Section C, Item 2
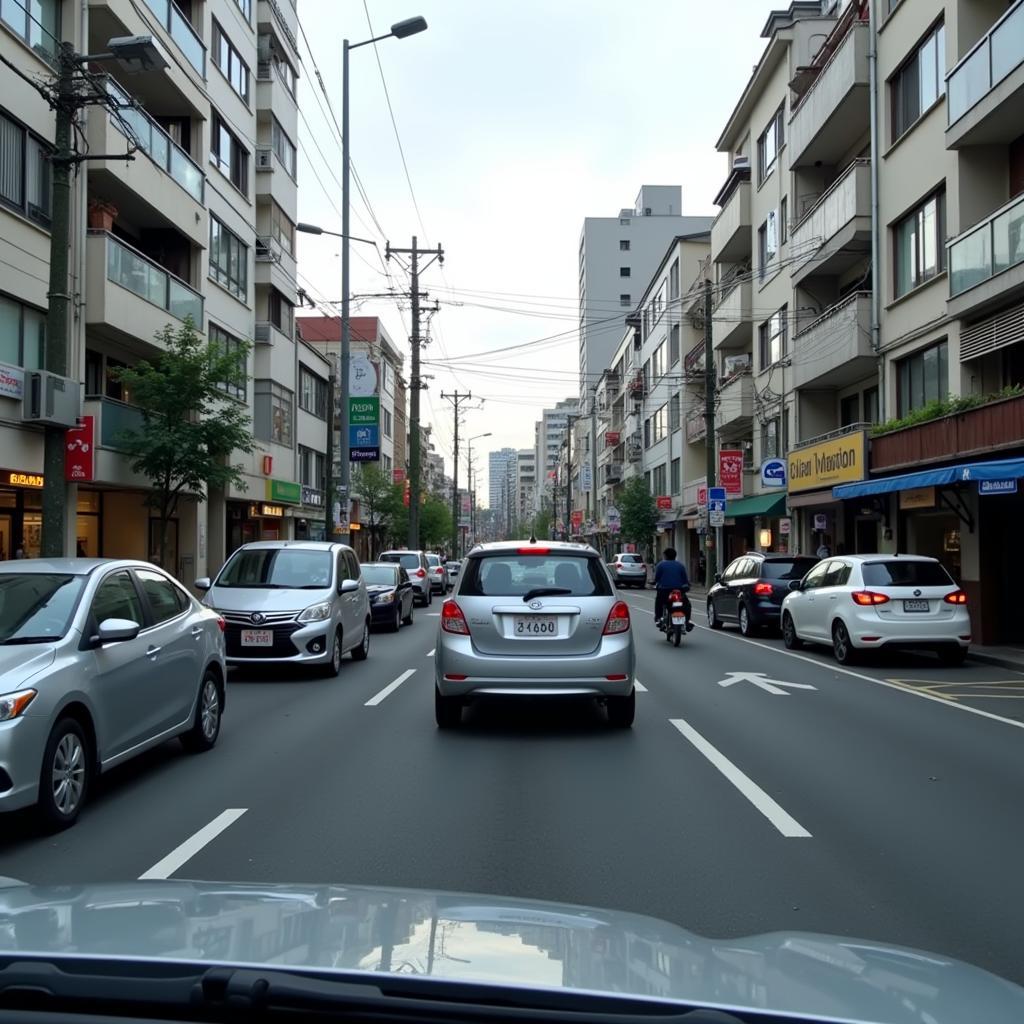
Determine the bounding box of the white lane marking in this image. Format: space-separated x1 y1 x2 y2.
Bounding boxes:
139 809 247 880
717 671 815 695
635 680 648 692
427 612 440 617
669 719 811 838
365 668 416 706
427 648 435 657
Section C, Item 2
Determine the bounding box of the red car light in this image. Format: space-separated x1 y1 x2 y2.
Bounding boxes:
602 601 630 635
518 546 550 555
216 616 226 632
753 582 773 595
605 674 628 681
851 590 890 606
444 673 467 681
944 590 968 605
415 568 426 578
441 599 470 635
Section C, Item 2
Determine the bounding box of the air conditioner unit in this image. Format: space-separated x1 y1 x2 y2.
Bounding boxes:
732 155 750 171
22 371 81 427
256 147 274 170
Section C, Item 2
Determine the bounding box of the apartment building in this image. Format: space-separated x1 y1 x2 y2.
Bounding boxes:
532 398 578 514
0 0 323 573
515 448 536 523
487 446 517 515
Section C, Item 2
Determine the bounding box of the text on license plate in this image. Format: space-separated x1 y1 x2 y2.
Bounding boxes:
241 629 274 646
514 616 557 636
903 600 930 612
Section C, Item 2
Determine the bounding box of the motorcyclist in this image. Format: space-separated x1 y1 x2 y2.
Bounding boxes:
653 547 694 632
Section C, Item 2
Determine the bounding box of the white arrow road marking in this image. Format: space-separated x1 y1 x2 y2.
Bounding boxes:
716 671 816 695
427 649 435 657
635 680 648 692
365 669 416 706
670 720 811 838
139 809 247 879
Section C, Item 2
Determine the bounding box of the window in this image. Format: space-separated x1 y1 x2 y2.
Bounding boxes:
669 323 680 365
651 342 666 379
213 21 250 102
211 324 247 400
862 560 954 587
209 216 248 300
462 553 611 598
897 340 948 414
652 463 667 496
91 571 143 625
0 294 44 370
255 380 293 445
652 282 666 322
619 217 630 226
652 404 668 444
891 22 945 140
1 0 58 60
137 569 187 623
670 457 681 494
822 562 852 588
211 114 248 194
299 445 326 488
0 110 51 224
268 288 293 334
272 116 296 177
800 560 832 591
864 386 879 423
269 200 294 254
620 293 631 307
669 258 680 301
643 418 651 448
273 51 296 97
840 393 860 426
894 190 945 297
619 266 631 277
757 105 784 183
780 196 788 244
669 393 680 432
758 306 787 369
234 0 252 18
383 407 393 438
759 210 779 278
299 366 328 418
762 416 780 459
619 239 630 251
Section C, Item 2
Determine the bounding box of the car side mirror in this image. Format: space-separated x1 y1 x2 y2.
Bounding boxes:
714 573 722 583
94 618 141 645
194 577 212 591
788 579 803 591
339 579 360 594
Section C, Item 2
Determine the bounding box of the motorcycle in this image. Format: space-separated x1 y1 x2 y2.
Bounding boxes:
659 588 689 647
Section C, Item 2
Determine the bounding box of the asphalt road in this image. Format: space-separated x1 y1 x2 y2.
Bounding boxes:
3 589 1023 986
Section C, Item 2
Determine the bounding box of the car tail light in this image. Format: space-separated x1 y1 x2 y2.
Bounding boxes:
415 568 426 578
944 590 968 605
606 674 628 681
518 546 550 555
216 616 226 633
614 562 622 568
441 600 470 635
753 582 773 595
851 590 890 606
602 601 630 635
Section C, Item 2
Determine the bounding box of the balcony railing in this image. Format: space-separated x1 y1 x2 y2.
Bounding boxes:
142 0 206 77
948 193 1024 297
104 78 204 202
789 159 869 272
603 463 624 483
86 396 146 449
685 408 707 443
97 231 203 325
947 0 1024 125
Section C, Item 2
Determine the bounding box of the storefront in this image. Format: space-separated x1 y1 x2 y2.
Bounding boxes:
227 500 288 553
719 493 786 559
294 486 326 541
0 470 103 559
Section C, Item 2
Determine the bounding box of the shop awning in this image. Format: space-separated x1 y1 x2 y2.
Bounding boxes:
725 493 787 518
832 456 1024 499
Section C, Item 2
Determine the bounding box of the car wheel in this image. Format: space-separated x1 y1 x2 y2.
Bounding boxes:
323 627 343 677
782 612 802 649
37 718 90 831
351 621 370 661
182 670 222 753
939 644 968 667
607 689 635 728
389 605 402 633
435 688 462 728
707 599 723 630
402 602 414 626
832 620 858 665
738 603 754 637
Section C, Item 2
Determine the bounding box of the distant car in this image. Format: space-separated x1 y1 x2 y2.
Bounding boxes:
0 558 226 830
434 541 636 729
444 560 461 586
780 554 971 666
706 553 820 635
608 553 647 588
361 562 415 631
426 553 448 594
379 550 432 606
196 541 370 676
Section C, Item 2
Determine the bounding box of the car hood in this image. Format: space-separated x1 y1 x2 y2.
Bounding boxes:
205 587 333 613
0 645 56 690
0 881 1020 1022
365 584 396 594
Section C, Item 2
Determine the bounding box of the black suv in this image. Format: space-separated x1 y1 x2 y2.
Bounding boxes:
706 553 819 635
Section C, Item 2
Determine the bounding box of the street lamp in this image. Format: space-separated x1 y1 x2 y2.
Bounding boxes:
462 432 490 555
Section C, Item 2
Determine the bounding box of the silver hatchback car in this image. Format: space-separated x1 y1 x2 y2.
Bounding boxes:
434 541 636 728
196 541 370 676
0 559 226 830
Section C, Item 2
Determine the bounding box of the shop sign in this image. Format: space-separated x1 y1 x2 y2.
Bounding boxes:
3 470 43 488
787 430 867 494
301 486 324 507
351 446 380 462
349 396 380 425
697 484 707 508
605 431 620 447
779 517 792 535
0 362 24 400
899 486 936 509
760 458 786 488
250 503 284 518
64 416 95 482
392 468 406 483
571 509 583 529
580 463 592 492
719 449 744 496
266 479 301 504
979 479 1017 495
349 354 378 397
656 495 672 510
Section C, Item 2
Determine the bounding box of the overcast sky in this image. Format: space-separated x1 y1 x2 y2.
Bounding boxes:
296 1 773 501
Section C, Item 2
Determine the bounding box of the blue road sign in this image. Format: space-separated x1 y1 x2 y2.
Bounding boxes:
349 424 379 448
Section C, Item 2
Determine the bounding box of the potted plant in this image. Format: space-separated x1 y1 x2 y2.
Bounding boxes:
87 198 118 231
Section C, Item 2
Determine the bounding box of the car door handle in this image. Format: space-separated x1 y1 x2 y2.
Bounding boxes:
146 645 162 659
191 626 204 638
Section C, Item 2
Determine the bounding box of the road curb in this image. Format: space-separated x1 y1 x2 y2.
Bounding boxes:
967 650 1024 672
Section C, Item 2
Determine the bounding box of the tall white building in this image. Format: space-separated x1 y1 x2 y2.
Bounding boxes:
487 446 518 514
515 448 536 522
533 398 579 513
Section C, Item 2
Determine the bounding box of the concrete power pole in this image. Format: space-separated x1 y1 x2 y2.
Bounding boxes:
703 278 717 588
441 390 472 558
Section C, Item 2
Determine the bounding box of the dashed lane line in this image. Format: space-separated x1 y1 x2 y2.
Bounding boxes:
139 809 247 880
365 669 417 707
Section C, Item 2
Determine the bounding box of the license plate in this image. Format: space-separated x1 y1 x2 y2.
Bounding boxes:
671 614 686 625
903 600 930 613
513 616 557 636
241 629 274 646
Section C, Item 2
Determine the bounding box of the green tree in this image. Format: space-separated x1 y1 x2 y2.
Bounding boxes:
112 320 255 570
353 465 402 559
420 496 454 550
618 475 657 552
531 508 552 540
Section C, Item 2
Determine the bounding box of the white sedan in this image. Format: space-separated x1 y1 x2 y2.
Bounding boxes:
780 554 971 666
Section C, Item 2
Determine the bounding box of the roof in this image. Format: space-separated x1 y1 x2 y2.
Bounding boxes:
233 541 349 551
0 558 141 575
468 541 599 555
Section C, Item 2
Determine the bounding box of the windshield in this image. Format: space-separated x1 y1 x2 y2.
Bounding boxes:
862 560 955 587
361 565 398 586
762 558 819 581
0 574 85 643
427 555 441 567
216 549 333 589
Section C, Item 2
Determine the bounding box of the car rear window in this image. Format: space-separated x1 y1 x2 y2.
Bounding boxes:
461 554 612 597
862 561 955 587
361 565 398 585
762 558 819 581
381 553 421 571
618 554 642 563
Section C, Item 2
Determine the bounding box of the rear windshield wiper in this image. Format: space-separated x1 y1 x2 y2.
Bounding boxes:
522 587 573 602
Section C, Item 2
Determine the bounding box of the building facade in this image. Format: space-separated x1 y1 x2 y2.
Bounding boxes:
533 398 579 515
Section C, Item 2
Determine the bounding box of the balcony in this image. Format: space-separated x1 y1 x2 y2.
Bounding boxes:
86 231 203 350
788 22 870 169
626 372 647 398
947 193 1024 319
791 291 874 391
685 408 707 443
140 0 205 77
789 160 871 285
82 398 150 487
717 372 753 437
712 277 752 351
711 179 751 262
255 145 298 221
946 0 1024 148
684 341 705 378
255 235 297 299
603 463 624 484
256 60 297 131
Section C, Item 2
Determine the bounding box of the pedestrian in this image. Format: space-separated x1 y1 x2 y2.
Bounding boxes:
652 547 694 632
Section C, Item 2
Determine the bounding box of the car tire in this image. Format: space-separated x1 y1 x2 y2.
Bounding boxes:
389 605 402 633
402 603 414 626
939 644 968 667
707 599 723 630
182 669 222 753
435 688 462 728
351 621 370 660
607 690 635 728
738 603 754 637
782 612 802 650
37 718 91 832
832 620 859 665
324 627 344 677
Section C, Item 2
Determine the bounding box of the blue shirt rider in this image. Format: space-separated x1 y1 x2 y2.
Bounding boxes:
653 548 694 632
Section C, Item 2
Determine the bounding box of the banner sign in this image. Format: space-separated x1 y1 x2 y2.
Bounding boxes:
719 449 744 496
65 415 95 482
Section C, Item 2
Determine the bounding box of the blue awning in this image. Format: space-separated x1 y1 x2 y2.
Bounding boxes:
832 457 1024 499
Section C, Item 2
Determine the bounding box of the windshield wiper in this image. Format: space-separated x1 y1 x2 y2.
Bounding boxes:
522 587 573 602
1 635 56 645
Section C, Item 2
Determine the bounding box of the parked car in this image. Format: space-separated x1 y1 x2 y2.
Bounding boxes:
426 553 448 594
444 560 461 586
706 553 820 635
0 558 226 830
608 552 647 588
361 562 415 631
780 554 971 665
195 541 370 676
378 550 432 606
435 541 636 729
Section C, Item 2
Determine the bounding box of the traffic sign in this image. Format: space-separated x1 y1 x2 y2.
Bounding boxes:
708 486 726 502
709 509 725 527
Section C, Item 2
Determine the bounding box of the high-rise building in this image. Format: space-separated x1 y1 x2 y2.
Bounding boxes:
515 449 536 522
487 447 518 515
533 398 579 513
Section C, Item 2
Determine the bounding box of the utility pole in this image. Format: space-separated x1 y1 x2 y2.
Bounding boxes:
702 278 717 588
589 386 598 548
386 237 443 550
440 390 472 559
565 423 572 541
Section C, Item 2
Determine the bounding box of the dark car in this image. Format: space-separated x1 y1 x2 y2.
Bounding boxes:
706 553 819 636
361 562 416 631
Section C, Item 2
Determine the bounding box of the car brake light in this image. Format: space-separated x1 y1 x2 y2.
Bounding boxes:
602 601 630 635
415 568 426 578
753 582 773 595
851 590 890 606
944 590 968 605
614 562 622 568
441 599 470 635
518 546 550 555
216 616 226 632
